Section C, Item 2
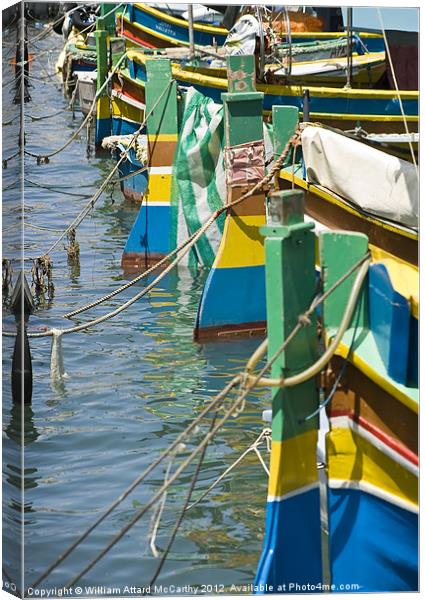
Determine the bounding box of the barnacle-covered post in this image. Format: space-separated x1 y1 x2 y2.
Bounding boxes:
255 189 323 589
11 273 34 405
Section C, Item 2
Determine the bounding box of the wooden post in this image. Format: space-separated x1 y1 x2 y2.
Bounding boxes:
122 58 178 272
255 189 322 589
94 17 111 146
194 54 267 340
99 3 117 35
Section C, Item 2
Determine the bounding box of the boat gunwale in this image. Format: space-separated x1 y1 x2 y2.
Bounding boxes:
126 50 419 100
132 3 228 35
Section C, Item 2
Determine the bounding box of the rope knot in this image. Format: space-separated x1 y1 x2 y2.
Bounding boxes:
298 314 311 327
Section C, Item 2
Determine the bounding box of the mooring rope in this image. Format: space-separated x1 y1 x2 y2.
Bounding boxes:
30 377 240 589
185 428 271 512
146 412 218 590
62 392 247 589
4 131 300 336
376 8 418 171
27 108 69 121
63 130 302 320
2 114 20 126
24 178 92 198
244 253 371 390
24 52 127 163
2 149 21 168
33 79 173 260
55 269 337 589
30 249 369 588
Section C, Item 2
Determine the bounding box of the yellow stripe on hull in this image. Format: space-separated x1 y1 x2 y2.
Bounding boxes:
327 426 418 509
370 254 418 319
332 338 418 413
127 50 418 102
268 430 319 500
215 215 266 269
145 173 172 203
111 97 144 124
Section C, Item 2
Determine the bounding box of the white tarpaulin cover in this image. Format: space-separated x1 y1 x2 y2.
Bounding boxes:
223 14 261 56
301 125 418 229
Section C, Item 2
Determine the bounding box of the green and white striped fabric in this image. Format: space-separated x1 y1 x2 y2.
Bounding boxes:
170 87 273 271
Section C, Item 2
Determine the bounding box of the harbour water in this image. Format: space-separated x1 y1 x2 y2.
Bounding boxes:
2 20 270 594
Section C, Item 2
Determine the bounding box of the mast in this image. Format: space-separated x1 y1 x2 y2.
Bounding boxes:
188 4 195 60
346 7 353 88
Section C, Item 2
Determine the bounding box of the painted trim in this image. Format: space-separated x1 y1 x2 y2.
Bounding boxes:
279 171 418 241
149 166 173 175
327 427 418 508
267 482 320 503
133 3 228 35
268 431 319 498
112 88 146 111
329 415 418 474
332 338 418 414
328 479 418 514
147 134 178 142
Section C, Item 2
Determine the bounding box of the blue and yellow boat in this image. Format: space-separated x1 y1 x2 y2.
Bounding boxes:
120 50 418 139
255 193 418 592
116 3 385 53
117 3 228 49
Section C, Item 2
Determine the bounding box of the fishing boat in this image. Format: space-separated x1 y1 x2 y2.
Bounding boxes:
56 29 97 85
276 119 418 263
254 190 418 592
184 51 387 88
117 3 228 50
76 70 97 115
116 3 385 53
117 50 418 148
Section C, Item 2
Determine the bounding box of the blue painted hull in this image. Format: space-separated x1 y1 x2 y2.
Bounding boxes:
255 489 323 592
328 488 418 592
123 204 171 256
127 4 227 48
126 57 418 120
195 264 266 333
